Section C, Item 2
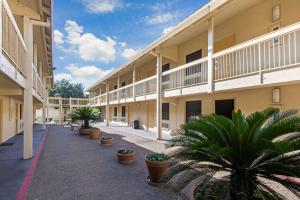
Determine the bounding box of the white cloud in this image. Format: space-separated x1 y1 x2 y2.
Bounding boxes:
145 12 174 25
64 20 117 63
54 30 64 45
121 48 137 59
81 0 122 14
59 56 65 60
120 42 127 48
163 26 174 35
55 64 113 87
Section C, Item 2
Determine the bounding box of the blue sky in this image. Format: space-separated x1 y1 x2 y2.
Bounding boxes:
53 0 209 87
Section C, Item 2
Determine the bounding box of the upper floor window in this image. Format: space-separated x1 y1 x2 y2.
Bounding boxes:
185 50 202 77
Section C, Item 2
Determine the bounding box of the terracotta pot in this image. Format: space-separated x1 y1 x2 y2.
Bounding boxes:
89 128 100 140
79 128 91 135
101 137 113 145
145 159 170 183
117 152 134 164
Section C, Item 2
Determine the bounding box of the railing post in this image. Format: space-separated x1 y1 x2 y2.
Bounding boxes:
207 17 214 93
106 84 110 126
132 65 136 101
258 44 263 84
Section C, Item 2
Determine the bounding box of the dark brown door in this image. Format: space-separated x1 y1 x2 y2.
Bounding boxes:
215 99 235 119
186 101 201 122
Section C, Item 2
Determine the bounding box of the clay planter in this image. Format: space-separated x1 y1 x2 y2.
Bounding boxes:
117 152 134 164
79 128 91 135
89 128 100 140
145 159 170 184
100 137 113 146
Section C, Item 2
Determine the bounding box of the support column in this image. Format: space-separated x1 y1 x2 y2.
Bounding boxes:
59 97 62 124
23 17 34 159
117 75 120 104
207 17 214 93
132 65 136 101
105 84 110 126
42 78 47 130
156 54 162 140
33 43 38 68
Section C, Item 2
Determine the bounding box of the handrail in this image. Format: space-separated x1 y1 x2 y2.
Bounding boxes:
162 57 208 76
135 75 157 85
2 0 27 50
213 22 300 58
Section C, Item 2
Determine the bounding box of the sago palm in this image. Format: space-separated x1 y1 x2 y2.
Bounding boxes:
70 107 100 128
168 108 300 200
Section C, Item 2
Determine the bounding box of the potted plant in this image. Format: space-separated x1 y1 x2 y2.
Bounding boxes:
70 107 100 138
168 108 300 199
117 148 134 164
145 153 170 184
100 137 113 145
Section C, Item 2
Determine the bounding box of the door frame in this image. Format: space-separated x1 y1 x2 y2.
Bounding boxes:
185 100 202 123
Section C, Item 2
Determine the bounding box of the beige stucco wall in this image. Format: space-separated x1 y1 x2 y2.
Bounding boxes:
168 83 300 130
0 96 23 143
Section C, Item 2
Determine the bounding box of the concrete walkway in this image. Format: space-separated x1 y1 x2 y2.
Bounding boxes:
0 125 44 200
26 125 180 200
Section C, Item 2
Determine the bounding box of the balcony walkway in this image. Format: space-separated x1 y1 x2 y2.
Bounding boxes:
0 125 45 200
25 125 180 200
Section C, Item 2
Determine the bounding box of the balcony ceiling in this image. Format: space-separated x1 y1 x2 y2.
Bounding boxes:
160 0 264 48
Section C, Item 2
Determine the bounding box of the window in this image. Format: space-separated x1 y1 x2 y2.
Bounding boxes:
121 106 126 117
215 99 235 119
162 63 170 83
19 104 23 119
186 101 201 122
114 85 118 90
162 103 169 120
114 107 118 117
122 82 126 87
186 50 202 63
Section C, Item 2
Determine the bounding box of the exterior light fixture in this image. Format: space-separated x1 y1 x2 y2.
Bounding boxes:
272 5 281 22
272 88 281 104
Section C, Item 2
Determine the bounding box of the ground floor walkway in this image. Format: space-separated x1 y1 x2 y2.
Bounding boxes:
25 125 179 200
0 125 44 200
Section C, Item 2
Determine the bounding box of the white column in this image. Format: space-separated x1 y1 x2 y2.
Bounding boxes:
117 75 120 104
132 65 136 101
156 54 162 140
207 17 214 93
33 43 38 68
59 97 62 124
105 84 110 126
23 17 34 159
42 78 47 130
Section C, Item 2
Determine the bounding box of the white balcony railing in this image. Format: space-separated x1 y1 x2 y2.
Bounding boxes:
89 22 300 106
135 75 157 96
162 57 208 91
213 22 300 81
119 84 133 100
2 0 26 76
109 90 118 102
32 64 43 98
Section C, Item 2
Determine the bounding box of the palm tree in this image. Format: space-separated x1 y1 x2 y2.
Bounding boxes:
70 107 100 129
168 108 300 199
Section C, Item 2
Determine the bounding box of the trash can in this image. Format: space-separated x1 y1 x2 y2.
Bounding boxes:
132 120 139 129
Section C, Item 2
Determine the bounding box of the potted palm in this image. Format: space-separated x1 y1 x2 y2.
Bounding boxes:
100 137 113 146
145 153 170 184
117 148 134 164
70 107 100 139
168 108 300 199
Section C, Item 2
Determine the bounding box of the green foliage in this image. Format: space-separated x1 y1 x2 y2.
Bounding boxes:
69 107 100 128
118 148 134 154
146 153 170 161
48 79 86 98
169 108 300 200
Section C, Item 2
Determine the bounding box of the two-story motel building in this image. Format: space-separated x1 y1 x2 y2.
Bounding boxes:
0 0 53 159
87 0 300 139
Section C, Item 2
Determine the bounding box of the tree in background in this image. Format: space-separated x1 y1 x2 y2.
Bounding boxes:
48 79 86 98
